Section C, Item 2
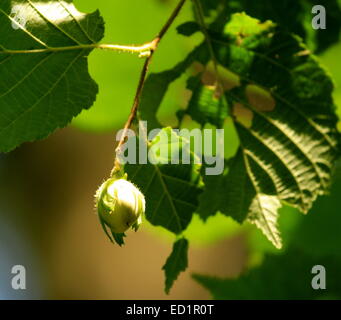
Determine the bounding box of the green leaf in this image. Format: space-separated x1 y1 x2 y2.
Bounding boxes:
193 248 341 299
0 0 104 152
163 237 189 294
183 13 340 248
125 128 202 234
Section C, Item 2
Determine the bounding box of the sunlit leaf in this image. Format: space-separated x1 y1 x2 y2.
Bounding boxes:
182 13 340 248
0 0 104 152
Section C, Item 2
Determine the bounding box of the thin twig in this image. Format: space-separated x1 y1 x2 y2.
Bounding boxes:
113 0 187 172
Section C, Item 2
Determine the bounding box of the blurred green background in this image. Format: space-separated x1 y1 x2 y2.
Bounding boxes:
0 0 340 299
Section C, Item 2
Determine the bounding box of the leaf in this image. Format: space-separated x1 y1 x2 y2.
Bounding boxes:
0 0 104 152
193 248 341 299
163 237 189 294
182 13 341 248
125 129 197 292
125 128 202 234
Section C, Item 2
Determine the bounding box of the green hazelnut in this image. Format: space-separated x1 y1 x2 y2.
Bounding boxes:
96 177 145 235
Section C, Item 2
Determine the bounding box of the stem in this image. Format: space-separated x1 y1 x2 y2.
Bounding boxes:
113 0 187 173
0 42 156 56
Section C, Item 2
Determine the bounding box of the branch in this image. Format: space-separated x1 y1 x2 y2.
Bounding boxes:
113 0 187 173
